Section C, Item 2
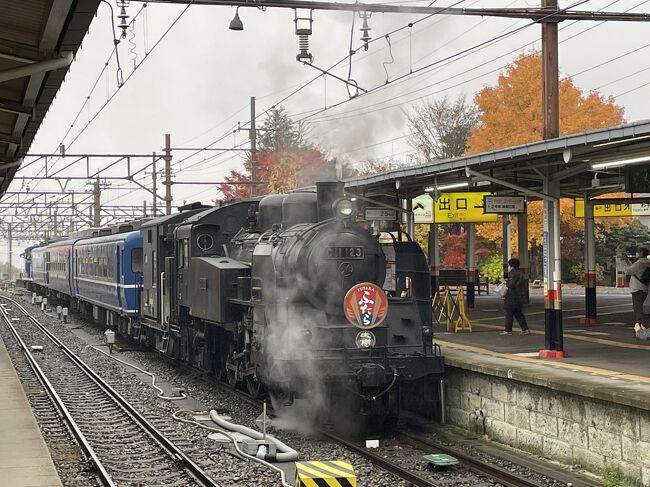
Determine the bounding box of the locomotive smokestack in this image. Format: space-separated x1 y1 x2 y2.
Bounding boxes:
316 181 344 221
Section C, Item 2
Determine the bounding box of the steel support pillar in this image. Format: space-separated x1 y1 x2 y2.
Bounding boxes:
406 195 415 238
541 176 565 356
517 212 530 304
428 223 440 293
582 198 597 324
466 223 476 308
502 214 511 279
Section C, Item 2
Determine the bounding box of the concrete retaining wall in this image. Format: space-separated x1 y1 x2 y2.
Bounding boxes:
445 366 650 485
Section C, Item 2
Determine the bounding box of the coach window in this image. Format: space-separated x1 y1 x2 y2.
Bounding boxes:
132 248 143 273
108 252 114 279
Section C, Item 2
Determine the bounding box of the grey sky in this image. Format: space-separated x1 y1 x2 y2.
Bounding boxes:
4 0 650 263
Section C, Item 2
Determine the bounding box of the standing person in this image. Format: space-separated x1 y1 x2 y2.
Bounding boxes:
621 247 650 329
500 258 530 336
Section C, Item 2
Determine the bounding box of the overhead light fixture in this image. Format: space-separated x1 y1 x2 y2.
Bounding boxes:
593 135 650 148
424 181 469 192
590 155 650 170
229 7 244 31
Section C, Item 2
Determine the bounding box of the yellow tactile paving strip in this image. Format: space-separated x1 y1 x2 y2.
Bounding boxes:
471 321 650 351
435 338 650 385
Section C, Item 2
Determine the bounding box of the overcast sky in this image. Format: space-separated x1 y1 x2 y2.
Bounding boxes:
4 0 650 263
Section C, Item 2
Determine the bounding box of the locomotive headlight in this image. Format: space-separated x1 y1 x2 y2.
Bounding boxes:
355 330 376 350
333 198 354 219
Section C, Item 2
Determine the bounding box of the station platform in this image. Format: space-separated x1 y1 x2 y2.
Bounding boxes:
436 290 650 410
0 336 63 487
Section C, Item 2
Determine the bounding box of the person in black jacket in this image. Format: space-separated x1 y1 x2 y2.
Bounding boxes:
500 258 530 336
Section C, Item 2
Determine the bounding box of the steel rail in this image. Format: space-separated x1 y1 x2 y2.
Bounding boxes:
0 295 220 487
0 304 115 487
321 431 444 487
398 431 542 487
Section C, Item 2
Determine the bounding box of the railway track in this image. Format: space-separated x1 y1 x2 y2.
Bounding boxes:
0 296 219 487
215 367 554 486
398 431 543 487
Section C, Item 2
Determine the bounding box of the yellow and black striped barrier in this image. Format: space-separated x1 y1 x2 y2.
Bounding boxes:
295 460 356 487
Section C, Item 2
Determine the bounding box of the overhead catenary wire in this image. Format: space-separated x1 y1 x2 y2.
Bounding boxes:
295 0 592 124
305 0 637 125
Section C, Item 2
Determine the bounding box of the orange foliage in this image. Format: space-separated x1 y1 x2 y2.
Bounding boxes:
467 52 625 154
469 52 629 253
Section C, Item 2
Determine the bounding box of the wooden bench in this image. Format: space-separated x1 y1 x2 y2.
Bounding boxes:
436 269 489 295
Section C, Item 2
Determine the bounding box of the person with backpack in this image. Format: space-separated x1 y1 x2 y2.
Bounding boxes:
622 247 650 330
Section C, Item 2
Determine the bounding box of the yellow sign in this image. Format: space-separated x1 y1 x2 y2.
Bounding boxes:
433 192 497 223
574 199 647 218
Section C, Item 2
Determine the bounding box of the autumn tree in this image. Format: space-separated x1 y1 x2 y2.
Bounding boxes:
216 108 330 201
406 94 478 162
468 51 630 281
467 52 624 153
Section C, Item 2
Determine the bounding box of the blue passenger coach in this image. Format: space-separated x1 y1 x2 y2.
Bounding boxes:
46 238 80 298
31 246 48 287
73 231 143 317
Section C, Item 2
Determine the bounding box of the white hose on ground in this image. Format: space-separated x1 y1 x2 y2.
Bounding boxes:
209 409 300 462
90 345 187 400
172 410 293 487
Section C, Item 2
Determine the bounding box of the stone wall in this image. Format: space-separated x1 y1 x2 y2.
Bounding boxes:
445 366 650 485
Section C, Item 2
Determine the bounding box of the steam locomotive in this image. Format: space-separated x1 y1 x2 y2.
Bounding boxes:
23 182 444 432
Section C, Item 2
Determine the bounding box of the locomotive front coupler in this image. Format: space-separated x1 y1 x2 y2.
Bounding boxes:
356 365 398 401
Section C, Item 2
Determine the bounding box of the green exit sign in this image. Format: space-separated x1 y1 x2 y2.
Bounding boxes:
625 165 650 193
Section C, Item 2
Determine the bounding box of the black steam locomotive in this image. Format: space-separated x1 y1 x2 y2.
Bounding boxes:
25 182 444 432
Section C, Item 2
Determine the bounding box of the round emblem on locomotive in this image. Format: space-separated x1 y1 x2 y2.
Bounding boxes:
355 330 376 350
343 282 389 329
339 262 353 277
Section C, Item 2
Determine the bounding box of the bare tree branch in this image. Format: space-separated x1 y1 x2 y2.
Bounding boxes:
406 94 478 162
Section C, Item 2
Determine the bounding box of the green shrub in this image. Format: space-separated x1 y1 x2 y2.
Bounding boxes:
601 468 636 487
478 253 504 283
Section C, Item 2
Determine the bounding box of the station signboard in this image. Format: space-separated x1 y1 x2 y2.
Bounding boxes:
574 199 650 218
484 195 526 214
431 192 497 223
412 194 434 223
365 207 397 221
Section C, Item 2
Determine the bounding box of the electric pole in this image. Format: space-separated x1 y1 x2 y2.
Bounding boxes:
152 152 158 216
541 0 563 354
7 223 12 281
250 96 257 197
164 134 172 215
93 177 101 227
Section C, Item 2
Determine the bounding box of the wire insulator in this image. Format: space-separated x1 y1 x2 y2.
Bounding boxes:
296 34 313 63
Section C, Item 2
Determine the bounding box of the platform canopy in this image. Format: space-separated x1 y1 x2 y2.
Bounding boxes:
343 120 650 199
0 0 100 197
